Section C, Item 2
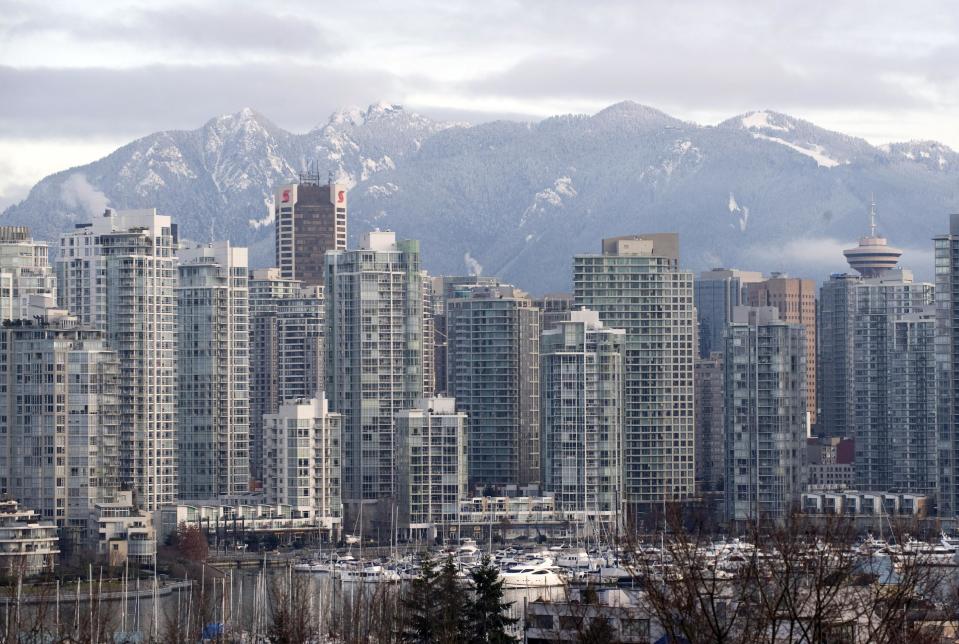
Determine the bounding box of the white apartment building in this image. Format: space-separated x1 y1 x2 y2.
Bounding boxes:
0 500 59 577
94 490 156 566
0 296 119 544
57 208 178 510
724 307 807 523
0 226 56 322
262 394 342 533
541 309 625 524
395 397 468 539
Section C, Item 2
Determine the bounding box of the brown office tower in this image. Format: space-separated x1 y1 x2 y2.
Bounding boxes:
274 174 348 286
744 274 817 425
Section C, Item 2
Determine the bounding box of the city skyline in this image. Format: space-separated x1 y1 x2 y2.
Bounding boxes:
4 4 959 639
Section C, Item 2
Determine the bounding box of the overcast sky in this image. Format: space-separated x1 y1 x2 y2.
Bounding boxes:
2 0 959 209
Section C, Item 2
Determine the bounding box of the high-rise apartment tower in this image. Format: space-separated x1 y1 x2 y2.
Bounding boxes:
573 234 696 515
57 209 178 510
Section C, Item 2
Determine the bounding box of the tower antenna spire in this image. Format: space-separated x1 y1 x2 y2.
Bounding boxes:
869 194 877 237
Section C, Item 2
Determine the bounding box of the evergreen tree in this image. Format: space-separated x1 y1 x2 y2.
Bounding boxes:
467 555 518 643
435 556 470 643
401 554 440 643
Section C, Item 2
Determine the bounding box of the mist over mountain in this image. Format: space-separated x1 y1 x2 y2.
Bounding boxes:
4 101 956 292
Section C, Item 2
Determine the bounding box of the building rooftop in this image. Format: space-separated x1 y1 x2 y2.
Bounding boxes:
842 201 902 277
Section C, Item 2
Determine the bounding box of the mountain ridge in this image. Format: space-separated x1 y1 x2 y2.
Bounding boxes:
4 102 956 292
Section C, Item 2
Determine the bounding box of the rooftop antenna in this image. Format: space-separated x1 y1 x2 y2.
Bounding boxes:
299 158 322 185
869 194 877 237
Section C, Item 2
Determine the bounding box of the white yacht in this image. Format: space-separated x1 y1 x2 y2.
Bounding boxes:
457 538 482 563
499 558 565 588
340 564 402 584
896 537 957 566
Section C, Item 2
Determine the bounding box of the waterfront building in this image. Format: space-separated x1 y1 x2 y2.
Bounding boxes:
248 268 324 483
446 284 540 488
0 297 119 544
160 498 353 547
724 306 806 522
540 309 625 523
395 397 468 539
852 270 934 493
261 394 342 534
325 230 424 516
0 500 59 577
94 490 156 566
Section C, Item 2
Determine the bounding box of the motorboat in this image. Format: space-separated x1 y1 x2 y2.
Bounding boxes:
854 534 890 557
293 560 326 573
457 538 482 563
498 558 565 588
554 548 606 573
340 564 402 583
294 552 357 575
895 537 957 566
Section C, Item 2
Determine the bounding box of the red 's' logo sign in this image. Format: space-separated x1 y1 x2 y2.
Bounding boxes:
337 190 345 203
281 189 291 203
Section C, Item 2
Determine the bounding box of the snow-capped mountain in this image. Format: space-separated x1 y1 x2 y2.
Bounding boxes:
4 101 957 292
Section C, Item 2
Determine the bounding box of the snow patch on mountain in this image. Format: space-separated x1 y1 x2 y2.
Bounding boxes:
884 141 955 171
662 139 704 176
366 183 399 198
248 197 275 230
360 155 396 181
519 176 577 226
728 193 749 231
740 111 793 132
751 133 841 168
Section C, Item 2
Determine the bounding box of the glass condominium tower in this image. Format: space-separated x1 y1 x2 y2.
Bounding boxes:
446 284 541 488
325 230 424 508
573 234 695 517
177 241 250 499
935 214 959 517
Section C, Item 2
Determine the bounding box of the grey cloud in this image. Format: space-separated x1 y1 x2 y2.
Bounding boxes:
0 64 405 138
131 6 335 54
3 2 337 56
443 0 959 114
466 48 940 114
